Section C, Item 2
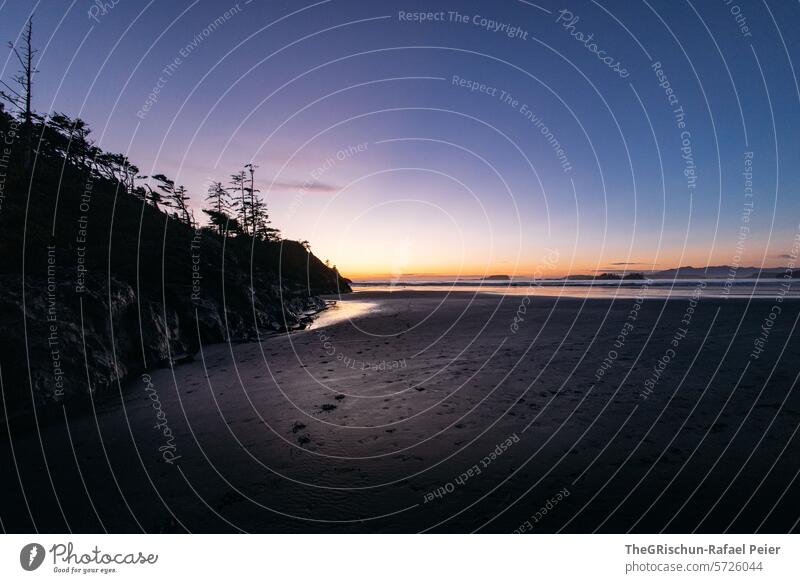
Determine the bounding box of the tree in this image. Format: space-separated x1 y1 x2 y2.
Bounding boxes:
48 113 92 172
250 192 278 240
120 157 139 194
70 117 92 170
1 16 38 170
96 152 134 187
242 163 280 241
136 177 164 210
171 184 192 225
151 174 191 224
244 163 258 233
152 173 176 216
205 181 230 234
48 112 76 167
202 208 242 237
228 170 248 235
206 181 227 213
140 183 157 209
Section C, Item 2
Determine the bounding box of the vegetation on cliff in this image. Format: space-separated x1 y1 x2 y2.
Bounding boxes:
0 21 349 412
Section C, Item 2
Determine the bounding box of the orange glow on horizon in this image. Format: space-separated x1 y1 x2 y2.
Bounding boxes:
335 255 790 281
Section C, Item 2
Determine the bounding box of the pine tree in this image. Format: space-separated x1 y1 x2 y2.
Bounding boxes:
250 191 268 239
152 173 177 218
172 185 192 225
229 170 248 235
205 181 230 235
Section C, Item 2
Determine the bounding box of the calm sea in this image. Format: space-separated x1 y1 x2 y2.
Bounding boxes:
350 277 799 300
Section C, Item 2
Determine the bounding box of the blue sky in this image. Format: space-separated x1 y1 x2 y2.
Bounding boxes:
2 0 799 276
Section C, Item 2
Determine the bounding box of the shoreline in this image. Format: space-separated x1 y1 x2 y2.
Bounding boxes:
0 295 341 429
5 289 794 429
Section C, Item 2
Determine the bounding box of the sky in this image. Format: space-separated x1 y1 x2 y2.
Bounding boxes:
2 0 800 278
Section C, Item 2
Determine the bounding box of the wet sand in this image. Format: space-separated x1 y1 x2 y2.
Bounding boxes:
2 291 800 533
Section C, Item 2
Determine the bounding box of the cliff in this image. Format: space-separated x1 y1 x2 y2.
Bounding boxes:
0 109 350 413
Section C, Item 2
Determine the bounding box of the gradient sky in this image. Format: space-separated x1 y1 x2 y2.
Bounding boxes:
2 0 800 278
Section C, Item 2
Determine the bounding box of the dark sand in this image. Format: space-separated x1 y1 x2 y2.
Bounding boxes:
2 291 800 533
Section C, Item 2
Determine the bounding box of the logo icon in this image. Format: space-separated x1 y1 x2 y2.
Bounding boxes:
20 543 46 571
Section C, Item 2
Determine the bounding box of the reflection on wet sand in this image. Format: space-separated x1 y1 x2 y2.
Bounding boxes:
307 300 381 330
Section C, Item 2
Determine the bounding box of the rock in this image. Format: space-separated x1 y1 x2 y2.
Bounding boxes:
0 271 342 413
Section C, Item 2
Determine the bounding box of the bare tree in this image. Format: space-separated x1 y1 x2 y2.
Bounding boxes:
245 163 259 231
1 16 38 170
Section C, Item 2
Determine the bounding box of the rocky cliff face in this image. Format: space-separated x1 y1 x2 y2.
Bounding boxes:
0 270 338 410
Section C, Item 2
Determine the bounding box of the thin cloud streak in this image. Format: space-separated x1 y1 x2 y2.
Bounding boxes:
266 180 340 193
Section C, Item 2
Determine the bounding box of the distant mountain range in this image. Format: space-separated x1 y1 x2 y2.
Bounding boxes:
565 265 798 280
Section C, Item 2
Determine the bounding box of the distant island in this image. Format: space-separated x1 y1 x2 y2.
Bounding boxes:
563 265 797 281
565 272 645 281
479 274 511 281
595 272 645 281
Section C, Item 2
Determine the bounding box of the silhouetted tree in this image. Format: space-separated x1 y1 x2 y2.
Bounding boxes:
249 194 267 239
172 184 192 224
152 173 176 216
71 117 92 169
202 208 243 237
95 151 135 190
150 174 191 224
243 163 280 241
120 158 138 194
1 16 37 170
229 170 248 235
48 112 77 168
244 163 258 233
205 181 230 235
137 179 164 211
0 50 338 268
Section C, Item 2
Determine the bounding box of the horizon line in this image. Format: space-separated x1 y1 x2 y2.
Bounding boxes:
346 263 794 280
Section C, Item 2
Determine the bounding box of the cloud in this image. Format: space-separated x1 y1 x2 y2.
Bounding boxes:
265 180 339 193
608 261 654 266
775 253 794 259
